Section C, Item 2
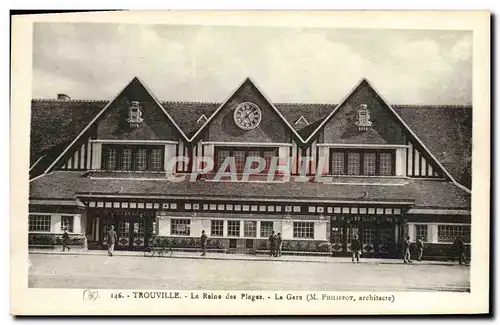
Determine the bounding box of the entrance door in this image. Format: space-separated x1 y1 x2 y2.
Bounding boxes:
115 219 146 250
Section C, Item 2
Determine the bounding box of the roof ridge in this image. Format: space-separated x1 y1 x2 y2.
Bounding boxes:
32 98 108 103
392 104 473 108
160 100 221 105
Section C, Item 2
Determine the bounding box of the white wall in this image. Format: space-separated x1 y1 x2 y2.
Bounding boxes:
396 148 406 177
158 217 171 236
164 143 177 173
314 222 327 241
282 221 293 239
91 143 102 170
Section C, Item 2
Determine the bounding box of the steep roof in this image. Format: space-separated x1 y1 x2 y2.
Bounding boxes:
29 99 472 188
162 101 219 138
30 171 470 210
393 105 472 189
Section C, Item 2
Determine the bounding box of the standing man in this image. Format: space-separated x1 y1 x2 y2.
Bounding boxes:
454 236 467 265
276 233 283 257
62 227 70 252
200 230 208 256
403 236 412 263
106 225 118 257
351 235 361 263
269 231 276 257
416 237 424 262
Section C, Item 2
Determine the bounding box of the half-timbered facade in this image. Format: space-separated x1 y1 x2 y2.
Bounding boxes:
28 77 472 258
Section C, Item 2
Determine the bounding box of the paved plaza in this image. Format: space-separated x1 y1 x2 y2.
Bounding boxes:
28 252 470 292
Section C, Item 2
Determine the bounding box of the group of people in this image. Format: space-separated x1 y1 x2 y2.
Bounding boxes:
350 235 468 265
103 225 468 265
268 231 283 257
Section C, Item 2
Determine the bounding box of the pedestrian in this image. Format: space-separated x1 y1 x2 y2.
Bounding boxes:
276 233 283 257
454 236 467 265
269 231 276 257
106 225 118 257
416 237 424 261
62 227 70 252
200 230 208 256
351 235 361 263
403 236 412 263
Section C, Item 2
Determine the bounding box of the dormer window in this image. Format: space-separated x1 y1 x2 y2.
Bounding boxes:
126 101 144 128
355 104 372 131
294 115 309 126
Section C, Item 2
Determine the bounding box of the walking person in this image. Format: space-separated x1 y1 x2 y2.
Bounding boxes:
454 236 467 265
61 227 70 252
416 237 424 262
403 236 412 263
276 233 283 257
200 230 208 256
269 231 276 257
106 225 118 257
351 235 361 263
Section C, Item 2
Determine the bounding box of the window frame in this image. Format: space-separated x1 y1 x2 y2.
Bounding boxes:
102 144 165 172
29 214 51 232
437 224 470 243
227 220 241 237
292 221 315 239
170 218 191 236
329 149 396 176
214 146 279 174
243 220 257 238
415 224 429 242
60 215 74 233
210 219 224 237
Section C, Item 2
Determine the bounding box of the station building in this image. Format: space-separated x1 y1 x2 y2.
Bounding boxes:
28 77 472 258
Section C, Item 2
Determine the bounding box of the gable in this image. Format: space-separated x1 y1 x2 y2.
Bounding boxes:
321 80 406 145
95 78 182 141
42 77 187 174
201 79 295 143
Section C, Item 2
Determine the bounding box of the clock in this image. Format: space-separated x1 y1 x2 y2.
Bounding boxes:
233 102 262 130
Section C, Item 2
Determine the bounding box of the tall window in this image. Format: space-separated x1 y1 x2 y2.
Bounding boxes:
171 219 190 236
379 153 392 176
415 224 428 242
121 148 133 171
60 216 74 232
227 220 241 237
347 153 361 175
260 221 274 237
150 148 163 171
118 220 130 238
102 145 164 171
211 220 224 237
331 152 344 175
215 147 278 174
244 221 257 237
330 150 395 176
438 225 470 243
362 228 375 245
136 148 147 171
363 153 376 175
105 147 117 170
29 215 51 232
293 222 314 239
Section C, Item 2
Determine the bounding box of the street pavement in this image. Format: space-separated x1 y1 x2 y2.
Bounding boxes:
28 252 470 292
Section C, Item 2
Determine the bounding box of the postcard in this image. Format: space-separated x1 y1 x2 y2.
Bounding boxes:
10 10 490 315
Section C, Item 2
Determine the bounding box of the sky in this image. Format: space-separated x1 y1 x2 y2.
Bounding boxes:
32 23 473 105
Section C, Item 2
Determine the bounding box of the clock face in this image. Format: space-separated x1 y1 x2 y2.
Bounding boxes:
233 102 262 130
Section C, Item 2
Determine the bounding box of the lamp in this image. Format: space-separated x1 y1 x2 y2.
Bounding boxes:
319 214 326 223
284 214 292 223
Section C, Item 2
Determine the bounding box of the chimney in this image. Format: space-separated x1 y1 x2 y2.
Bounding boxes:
57 94 71 101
